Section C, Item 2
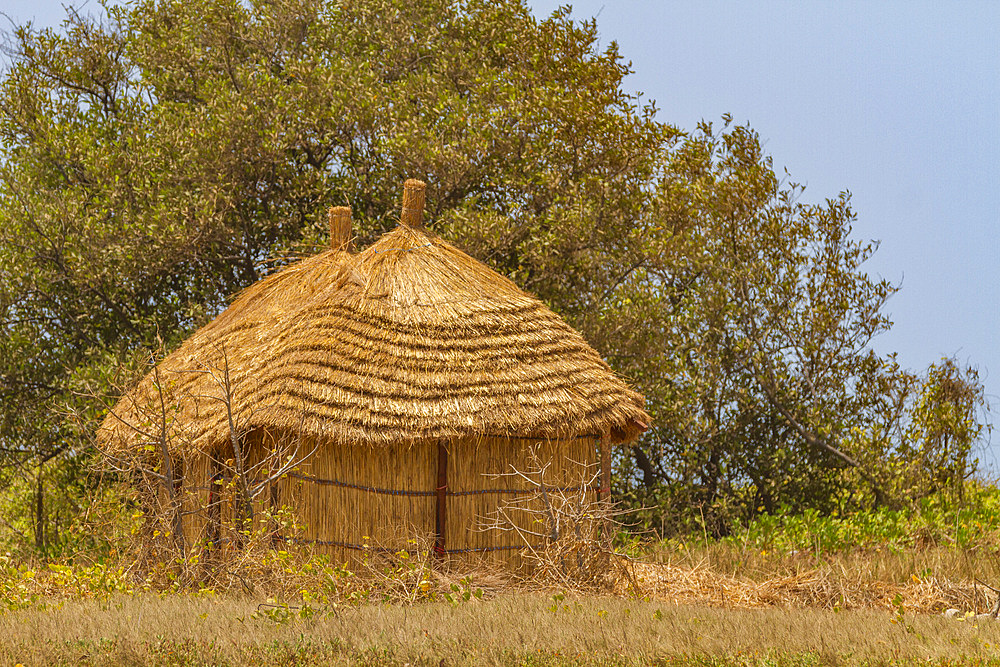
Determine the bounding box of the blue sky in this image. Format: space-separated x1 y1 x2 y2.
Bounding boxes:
5 1 1000 465
525 1 1000 465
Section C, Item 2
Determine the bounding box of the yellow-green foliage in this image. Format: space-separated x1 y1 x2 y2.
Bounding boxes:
0 555 138 612
659 482 1000 558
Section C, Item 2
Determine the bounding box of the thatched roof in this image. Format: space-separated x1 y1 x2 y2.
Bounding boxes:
99 180 649 454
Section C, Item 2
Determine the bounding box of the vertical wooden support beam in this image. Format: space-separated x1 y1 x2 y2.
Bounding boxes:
599 437 611 502
172 457 184 497
207 458 222 552
435 440 448 558
172 457 184 549
268 477 280 546
269 478 279 509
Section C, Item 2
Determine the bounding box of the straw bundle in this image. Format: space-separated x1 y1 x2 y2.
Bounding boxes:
621 562 983 613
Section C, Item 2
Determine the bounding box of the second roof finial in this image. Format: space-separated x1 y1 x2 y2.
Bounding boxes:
328 206 353 251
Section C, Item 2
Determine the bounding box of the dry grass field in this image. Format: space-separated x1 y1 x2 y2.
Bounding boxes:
7 529 1000 664
7 488 1000 664
3 592 1000 666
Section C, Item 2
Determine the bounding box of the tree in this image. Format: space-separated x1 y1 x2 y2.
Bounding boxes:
0 0 988 547
602 120 988 532
0 0 672 547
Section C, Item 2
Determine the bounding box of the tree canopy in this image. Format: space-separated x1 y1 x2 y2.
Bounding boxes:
0 0 988 552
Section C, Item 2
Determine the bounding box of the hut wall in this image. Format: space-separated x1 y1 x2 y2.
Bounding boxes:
178 431 599 565
445 436 598 558
281 436 437 552
178 429 299 550
180 452 213 548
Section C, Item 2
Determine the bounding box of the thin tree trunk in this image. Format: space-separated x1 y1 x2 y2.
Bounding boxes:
153 366 187 555
219 350 253 539
34 463 44 553
632 446 656 489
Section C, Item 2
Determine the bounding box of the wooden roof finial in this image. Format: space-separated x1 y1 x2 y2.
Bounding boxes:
400 179 426 229
329 206 353 251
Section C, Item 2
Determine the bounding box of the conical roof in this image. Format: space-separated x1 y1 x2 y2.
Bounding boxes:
99 181 649 454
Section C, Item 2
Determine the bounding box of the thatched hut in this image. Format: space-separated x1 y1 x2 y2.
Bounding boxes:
99 179 649 562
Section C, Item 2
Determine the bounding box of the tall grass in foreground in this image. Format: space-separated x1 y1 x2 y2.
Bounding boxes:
3 594 1000 666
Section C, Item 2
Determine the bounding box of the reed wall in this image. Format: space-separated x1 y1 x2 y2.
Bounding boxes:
285 436 437 551
445 435 597 554
178 430 599 566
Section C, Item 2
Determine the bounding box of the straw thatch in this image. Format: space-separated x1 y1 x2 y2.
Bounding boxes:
99 181 649 456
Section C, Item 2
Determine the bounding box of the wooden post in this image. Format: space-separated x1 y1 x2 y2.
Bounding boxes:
268 476 280 546
599 437 611 502
435 440 448 558
207 459 222 551
172 457 185 549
